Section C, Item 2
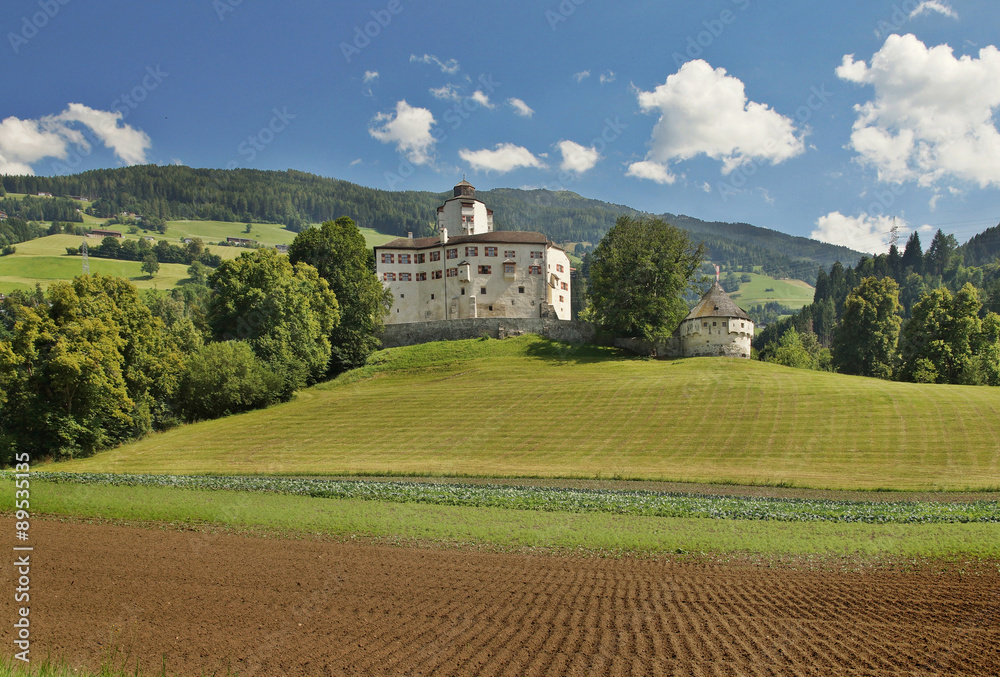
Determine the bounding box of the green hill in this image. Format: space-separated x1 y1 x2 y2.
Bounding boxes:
52 335 1000 491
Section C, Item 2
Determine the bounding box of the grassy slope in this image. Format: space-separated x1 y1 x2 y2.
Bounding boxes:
729 273 815 310
53 336 1000 490
0 223 396 293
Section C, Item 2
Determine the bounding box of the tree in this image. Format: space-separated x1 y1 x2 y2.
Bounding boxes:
288 217 392 373
141 253 160 277
175 341 282 422
587 215 707 341
900 231 923 274
187 261 209 285
831 276 902 378
208 249 340 397
898 283 991 384
765 327 814 369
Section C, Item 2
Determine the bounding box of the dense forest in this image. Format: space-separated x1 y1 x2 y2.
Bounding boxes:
1 165 863 283
754 228 1000 385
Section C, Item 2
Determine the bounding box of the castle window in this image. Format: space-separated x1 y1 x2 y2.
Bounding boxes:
399 273 412 281
415 253 425 263
504 262 516 274
466 246 478 257
529 265 541 275
447 248 458 259
399 254 411 264
430 251 441 262
485 247 498 257
461 288 466 295
383 272 396 281
560 282 568 290
556 264 565 273
713 322 717 326
518 286 525 293
504 250 515 258
447 268 458 277
416 272 427 281
530 251 543 259
478 265 491 274
480 287 487 295
432 270 443 279
703 322 707 327
488 305 494 311
381 253 394 264
559 295 565 302
431 294 435 299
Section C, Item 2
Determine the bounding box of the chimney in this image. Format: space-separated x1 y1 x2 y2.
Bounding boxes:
407 231 413 239
440 227 448 244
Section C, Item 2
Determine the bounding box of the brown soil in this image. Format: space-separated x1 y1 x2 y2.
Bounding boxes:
2 518 998 676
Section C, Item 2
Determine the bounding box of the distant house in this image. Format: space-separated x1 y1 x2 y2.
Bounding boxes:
89 229 123 238
68 195 91 202
143 236 156 242
227 237 255 246
0 211 7 221
181 238 194 244
275 244 289 253
36 192 52 198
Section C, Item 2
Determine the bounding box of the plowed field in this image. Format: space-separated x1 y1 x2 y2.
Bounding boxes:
2 519 998 676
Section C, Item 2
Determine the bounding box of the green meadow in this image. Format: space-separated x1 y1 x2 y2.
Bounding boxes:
51 336 1000 491
729 272 815 309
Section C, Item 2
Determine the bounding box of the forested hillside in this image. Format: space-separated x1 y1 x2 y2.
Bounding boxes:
2 165 863 283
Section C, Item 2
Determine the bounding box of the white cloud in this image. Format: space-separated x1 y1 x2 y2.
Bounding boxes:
410 53 460 75
507 98 534 117
573 70 591 83
0 103 151 175
599 70 616 85
470 91 495 109
459 143 547 173
810 211 906 254
628 60 805 183
838 34 1000 188
625 160 677 185
557 140 601 174
909 1 958 19
368 100 437 165
363 71 379 83
430 84 462 101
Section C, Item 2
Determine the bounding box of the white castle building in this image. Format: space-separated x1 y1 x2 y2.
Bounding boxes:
677 281 754 358
375 181 572 324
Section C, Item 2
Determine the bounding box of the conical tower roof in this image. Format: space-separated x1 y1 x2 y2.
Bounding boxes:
684 281 751 322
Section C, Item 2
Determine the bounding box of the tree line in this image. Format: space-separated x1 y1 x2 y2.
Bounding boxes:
0 217 390 464
754 229 1000 385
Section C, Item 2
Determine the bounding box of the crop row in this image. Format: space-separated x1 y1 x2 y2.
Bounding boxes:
9 472 1000 524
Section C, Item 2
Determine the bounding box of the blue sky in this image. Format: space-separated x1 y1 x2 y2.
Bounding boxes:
2 0 999 253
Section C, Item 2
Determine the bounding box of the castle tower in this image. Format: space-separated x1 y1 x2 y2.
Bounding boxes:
436 180 494 236
677 281 754 358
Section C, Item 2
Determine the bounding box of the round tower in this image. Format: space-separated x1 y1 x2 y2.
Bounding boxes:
678 281 754 358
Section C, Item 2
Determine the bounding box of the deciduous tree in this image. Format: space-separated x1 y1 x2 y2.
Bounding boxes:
831 276 902 379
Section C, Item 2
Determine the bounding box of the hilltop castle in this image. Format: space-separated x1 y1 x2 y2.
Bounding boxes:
375 181 571 324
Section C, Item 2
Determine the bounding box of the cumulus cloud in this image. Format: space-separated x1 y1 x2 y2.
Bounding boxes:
369 100 437 165
470 91 495 109
557 140 601 174
573 70 590 83
627 60 805 183
838 34 1000 188
625 160 677 185
909 1 958 19
410 53 460 74
430 84 462 101
507 98 534 117
363 71 379 83
810 211 907 254
0 103 151 175
599 71 616 85
459 143 547 173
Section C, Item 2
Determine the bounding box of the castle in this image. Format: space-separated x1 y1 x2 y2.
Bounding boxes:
675 281 754 358
375 181 571 324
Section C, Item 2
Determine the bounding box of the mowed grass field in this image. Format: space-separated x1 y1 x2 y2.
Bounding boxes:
0 221 397 293
53 336 1000 491
729 272 815 309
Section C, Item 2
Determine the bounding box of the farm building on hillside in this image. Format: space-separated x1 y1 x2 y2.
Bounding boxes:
677 281 753 358
89 229 122 238
375 181 571 323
